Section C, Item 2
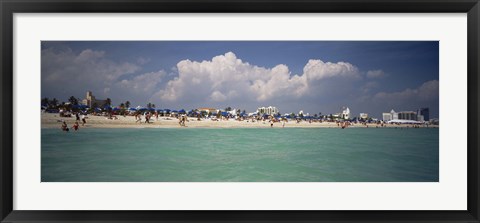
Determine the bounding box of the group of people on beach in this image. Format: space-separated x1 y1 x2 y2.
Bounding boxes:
61 112 87 132
135 112 154 124
61 121 79 132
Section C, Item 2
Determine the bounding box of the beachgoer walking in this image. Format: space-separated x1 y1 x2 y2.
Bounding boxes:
145 114 150 123
136 114 142 123
81 114 86 126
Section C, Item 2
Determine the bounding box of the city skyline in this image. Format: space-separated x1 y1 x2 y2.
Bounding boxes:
41 41 439 119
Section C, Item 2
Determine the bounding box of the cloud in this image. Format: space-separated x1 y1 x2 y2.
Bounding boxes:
41 47 166 106
362 81 379 93
304 59 360 80
366 70 386 78
137 57 151 65
42 48 140 87
373 80 439 102
154 52 360 104
117 70 166 93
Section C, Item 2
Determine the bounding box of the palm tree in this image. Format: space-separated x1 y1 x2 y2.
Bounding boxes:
105 98 111 106
125 101 130 108
68 96 78 105
119 103 125 109
41 97 49 106
51 98 58 108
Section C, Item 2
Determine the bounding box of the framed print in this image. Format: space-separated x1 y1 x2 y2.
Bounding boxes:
1 0 479 222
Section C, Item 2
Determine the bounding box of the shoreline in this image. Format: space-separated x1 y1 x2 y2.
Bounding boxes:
41 113 439 129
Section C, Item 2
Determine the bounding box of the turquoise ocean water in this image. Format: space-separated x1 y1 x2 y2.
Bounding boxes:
41 128 439 182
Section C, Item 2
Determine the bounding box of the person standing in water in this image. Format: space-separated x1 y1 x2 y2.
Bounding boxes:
73 121 79 131
61 121 69 132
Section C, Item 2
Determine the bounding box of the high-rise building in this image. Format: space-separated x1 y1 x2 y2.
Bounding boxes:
383 109 398 121
81 91 107 108
398 111 417 120
382 113 392 121
341 107 350 119
419 108 430 121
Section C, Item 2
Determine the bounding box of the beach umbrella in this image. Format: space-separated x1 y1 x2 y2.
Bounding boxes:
179 109 186 114
221 111 228 116
128 107 137 111
156 109 163 112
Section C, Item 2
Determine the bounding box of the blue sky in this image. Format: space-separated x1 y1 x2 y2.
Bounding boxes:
41 41 439 119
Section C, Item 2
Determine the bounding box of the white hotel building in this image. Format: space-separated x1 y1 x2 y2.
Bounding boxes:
257 106 279 115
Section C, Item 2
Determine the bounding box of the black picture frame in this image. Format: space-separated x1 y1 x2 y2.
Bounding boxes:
1 0 479 222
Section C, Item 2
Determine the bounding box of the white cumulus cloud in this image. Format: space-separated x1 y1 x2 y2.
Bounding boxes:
154 52 360 104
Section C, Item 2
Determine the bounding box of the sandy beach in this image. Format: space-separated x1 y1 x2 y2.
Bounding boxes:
41 113 438 129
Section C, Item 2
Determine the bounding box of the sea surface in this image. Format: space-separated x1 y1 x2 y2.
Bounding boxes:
41 127 439 182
